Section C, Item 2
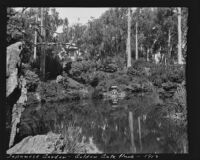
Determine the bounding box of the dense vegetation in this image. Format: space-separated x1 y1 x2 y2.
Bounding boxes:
6 7 188 153
7 7 188 71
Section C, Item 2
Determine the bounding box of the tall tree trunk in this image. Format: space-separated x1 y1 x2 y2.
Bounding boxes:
40 8 46 81
147 48 149 62
135 21 138 60
168 29 171 64
127 8 131 68
33 8 38 60
178 7 183 64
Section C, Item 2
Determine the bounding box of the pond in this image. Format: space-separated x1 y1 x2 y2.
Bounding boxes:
15 95 188 153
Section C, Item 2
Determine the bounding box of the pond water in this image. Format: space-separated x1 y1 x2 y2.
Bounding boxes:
16 95 188 153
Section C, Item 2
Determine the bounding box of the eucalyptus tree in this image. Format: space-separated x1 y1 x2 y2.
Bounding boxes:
81 8 128 63
44 8 63 42
127 8 132 67
181 8 188 61
155 7 187 64
131 8 157 61
176 7 188 65
7 7 39 62
177 7 183 64
155 8 178 64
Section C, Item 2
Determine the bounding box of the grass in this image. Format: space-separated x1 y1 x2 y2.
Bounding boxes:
53 122 102 153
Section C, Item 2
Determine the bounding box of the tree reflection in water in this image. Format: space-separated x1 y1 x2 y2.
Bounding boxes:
16 96 188 153
129 111 136 153
138 116 142 151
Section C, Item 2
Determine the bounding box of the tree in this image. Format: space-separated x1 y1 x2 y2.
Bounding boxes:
40 7 46 81
177 7 184 64
135 20 138 60
127 8 132 68
134 8 141 60
33 8 38 60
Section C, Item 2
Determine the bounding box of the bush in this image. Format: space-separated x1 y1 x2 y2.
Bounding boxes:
59 124 87 153
36 81 67 102
101 56 125 71
174 84 186 111
132 58 153 71
127 67 143 77
24 70 40 92
68 60 97 84
149 64 185 86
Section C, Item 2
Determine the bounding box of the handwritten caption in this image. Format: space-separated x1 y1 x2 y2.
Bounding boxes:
6 154 159 159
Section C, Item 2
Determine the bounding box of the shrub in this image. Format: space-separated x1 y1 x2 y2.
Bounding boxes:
174 84 186 111
68 60 97 84
60 124 86 153
36 81 67 102
132 59 153 71
149 64 185 86
24 70 40 92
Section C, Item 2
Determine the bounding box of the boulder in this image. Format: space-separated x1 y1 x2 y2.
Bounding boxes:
7 132 61 154
6 68 18 97
56 75 64 83
7 131 102 154
6 42 23 97
9 76 27 148
6 42 28 148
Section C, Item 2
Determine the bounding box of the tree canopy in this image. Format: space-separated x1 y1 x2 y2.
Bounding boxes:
7 7 188 65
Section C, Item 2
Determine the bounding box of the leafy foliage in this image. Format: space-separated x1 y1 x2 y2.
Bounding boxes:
149 64 185 86
7 7 188 72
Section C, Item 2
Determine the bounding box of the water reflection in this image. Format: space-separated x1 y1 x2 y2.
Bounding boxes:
128 111 136 153
16 97 188 153
138 116 142 151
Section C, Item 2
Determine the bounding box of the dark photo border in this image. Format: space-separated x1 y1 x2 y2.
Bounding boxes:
1 0 200 160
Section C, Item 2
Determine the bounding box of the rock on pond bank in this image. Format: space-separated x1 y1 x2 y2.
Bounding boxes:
7 131 102 154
